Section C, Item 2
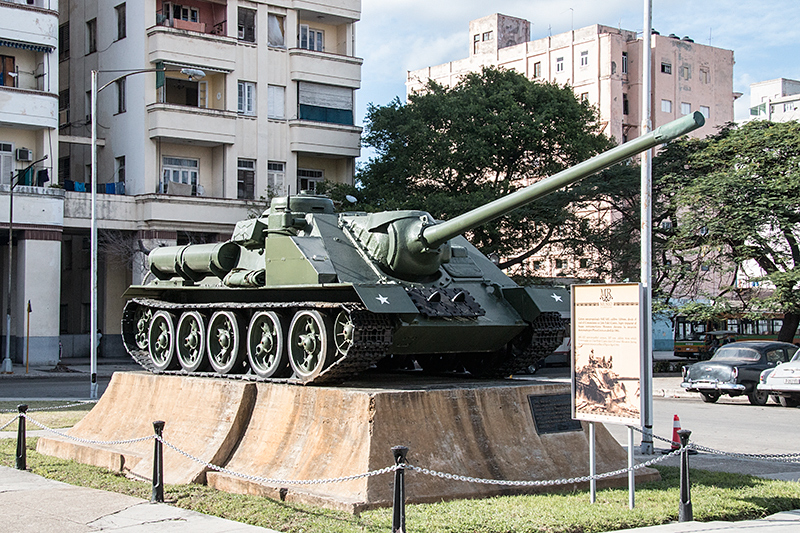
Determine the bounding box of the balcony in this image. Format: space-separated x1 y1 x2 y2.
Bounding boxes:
0 1 57 48
289 120 361 158
155 1 228 37
0 86 57 129
290 49 362 88
147 26 236 73
295 0 361 22
147 103 236 146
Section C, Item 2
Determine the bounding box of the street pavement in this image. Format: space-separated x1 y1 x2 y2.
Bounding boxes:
2 356 800 532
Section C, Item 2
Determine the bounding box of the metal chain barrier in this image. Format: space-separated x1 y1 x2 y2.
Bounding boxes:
0 416 17 431
22 413 155 446
154 434 401 485
404 448 685 487
1 401 97 413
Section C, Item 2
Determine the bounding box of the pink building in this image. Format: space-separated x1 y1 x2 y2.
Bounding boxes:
407 13 736 145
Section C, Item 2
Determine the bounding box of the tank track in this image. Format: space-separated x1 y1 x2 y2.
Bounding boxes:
493 311 567 376
122 298 393 385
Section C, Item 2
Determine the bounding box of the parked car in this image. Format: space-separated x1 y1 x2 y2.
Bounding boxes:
681 341 798 405
758 349 800 407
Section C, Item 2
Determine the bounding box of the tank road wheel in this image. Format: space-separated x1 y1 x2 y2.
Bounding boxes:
288 310 330 382
147 310 179 371
247 311 290 378
333 310 355 358
134 306 153 350
176 311 207 372
207 311 245 374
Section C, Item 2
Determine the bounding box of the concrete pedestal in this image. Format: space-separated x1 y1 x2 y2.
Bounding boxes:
38 372 658 513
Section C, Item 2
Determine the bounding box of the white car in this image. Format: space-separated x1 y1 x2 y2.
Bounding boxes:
758 349 800 407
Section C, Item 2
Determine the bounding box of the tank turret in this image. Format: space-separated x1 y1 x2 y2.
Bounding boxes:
122 113 704 384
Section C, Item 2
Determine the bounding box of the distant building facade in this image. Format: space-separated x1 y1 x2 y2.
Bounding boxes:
408 14 735 146
749 78 800 122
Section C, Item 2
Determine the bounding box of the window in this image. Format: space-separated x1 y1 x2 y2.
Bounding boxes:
85 90 92 122
237 81 256 115
298 82 353 125
661 99 672 113
556 57 564 72
237 159 255 199
116 78 126 114
299 24 323 51
298 169 323 193
622 52 628 74
680 102 691 115
680 65 690 79
555 259 565 269
116 3 126 40
580 92 589 102
86 18 97 54
660 62 671 74
238 8 256 42
623 93 629 115
161 157 198 195
482 31 493 41
267 162 285 196
699 67 710 84
533 61 542 78
580 258 591 269
611 61 617 74
268 14 285 47
785 102 796 112
700 105 710 119
268 85 285 119
166 3 198 24
580 50 588 66
59 89 70 111
59 23 70 61
0 143 13 186
473 34 480 54
116 156 125 183
1 55 16 88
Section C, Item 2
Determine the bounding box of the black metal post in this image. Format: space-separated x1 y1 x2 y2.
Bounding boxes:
15 404 28 470
151 420 165 503
678 429 693 522
391 446 409 533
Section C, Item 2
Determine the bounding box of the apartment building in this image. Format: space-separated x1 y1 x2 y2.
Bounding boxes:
1 0 362 365
749 78 800 122
407 14 735 280
0 0 61 366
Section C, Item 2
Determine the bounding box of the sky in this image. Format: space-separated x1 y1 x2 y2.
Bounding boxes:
355 0 800 134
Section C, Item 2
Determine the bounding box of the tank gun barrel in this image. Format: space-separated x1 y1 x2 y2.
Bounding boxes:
421 111 705 250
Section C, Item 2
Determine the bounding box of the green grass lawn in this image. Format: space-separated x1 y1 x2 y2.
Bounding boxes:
3 402 800 532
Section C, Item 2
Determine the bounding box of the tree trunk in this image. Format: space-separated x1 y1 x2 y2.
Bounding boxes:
777 312 800 344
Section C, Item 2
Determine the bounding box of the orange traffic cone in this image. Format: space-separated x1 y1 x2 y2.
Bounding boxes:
671 414 682 450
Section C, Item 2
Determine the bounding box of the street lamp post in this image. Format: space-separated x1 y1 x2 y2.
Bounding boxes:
89 67 204 398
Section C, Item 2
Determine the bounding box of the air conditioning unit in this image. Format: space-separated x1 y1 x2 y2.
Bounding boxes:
15 148 33 162
59 109 69 127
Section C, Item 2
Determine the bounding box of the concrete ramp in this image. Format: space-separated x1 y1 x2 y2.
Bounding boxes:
207 379 658 512
37 372 255 484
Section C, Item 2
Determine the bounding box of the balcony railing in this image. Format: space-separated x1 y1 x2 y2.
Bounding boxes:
0 0 56 10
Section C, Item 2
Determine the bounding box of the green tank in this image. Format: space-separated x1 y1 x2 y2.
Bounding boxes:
122 112 704 384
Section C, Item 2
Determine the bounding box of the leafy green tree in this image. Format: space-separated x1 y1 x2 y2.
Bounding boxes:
349 66 614 272
666 120 800 341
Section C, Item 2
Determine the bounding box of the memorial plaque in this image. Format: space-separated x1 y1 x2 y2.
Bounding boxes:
528 394 582 434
